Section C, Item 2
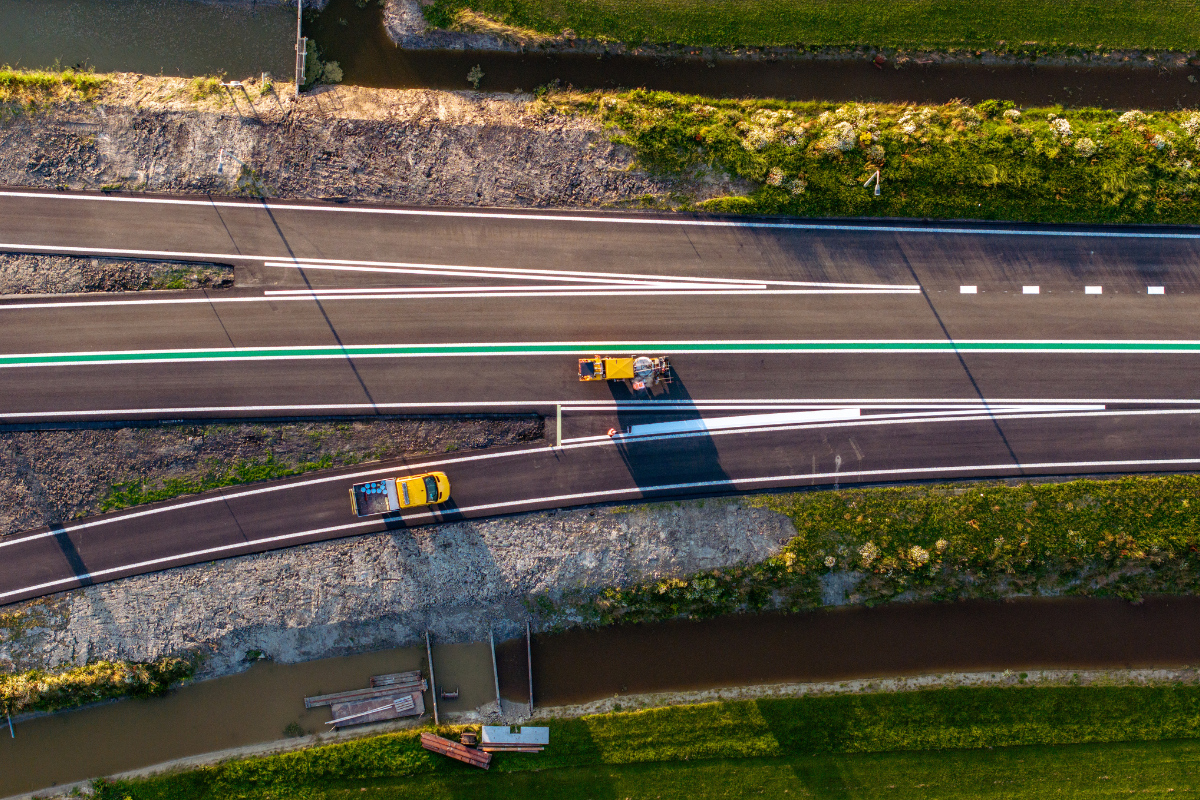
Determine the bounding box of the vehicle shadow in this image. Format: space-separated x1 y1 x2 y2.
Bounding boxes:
607 369 732 497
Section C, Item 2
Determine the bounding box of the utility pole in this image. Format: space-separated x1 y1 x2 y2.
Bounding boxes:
294 0 306 98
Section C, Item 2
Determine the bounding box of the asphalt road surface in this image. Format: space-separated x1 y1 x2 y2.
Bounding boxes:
2 188 1200 603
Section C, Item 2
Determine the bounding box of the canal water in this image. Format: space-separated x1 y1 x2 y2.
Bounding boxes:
0 0 293 78
6 595 1200 795
310 0 1200 109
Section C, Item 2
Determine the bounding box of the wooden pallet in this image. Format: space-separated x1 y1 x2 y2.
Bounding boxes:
420 733 491 769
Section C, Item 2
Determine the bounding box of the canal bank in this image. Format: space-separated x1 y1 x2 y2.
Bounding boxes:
8 596 1200 796
310 0 1200 108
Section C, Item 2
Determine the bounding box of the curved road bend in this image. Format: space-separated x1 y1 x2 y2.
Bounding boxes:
2 189 1200 602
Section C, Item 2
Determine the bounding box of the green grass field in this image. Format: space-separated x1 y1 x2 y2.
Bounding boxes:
93 687 1200 798
424 0 1200 51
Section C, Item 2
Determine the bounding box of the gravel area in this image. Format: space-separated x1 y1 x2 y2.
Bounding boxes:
0 74 733 209
0 499 794 679
0 253 232 294
0 417 542 538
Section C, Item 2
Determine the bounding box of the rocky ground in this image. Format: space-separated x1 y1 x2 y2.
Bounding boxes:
0 417 542 539
0 498 793 679
0 254 232 294
0 74 734 209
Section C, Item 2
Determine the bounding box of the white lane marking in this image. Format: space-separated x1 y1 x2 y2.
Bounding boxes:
0 402 1184 552
629 408 862 436
960 285 977 294
8 452 1200 601
1149 286 1166 294
1086 286 1103 295
0 398 1197 421
1023 286 1040 294
261 259 918 291
5 190 1200 240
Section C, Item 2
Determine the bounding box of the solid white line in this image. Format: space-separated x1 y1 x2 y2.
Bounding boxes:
5 190 1200 240
628 408 862 436
0 287 920 309
260 259 920 291
0 398 1197 421
7 452 1200 600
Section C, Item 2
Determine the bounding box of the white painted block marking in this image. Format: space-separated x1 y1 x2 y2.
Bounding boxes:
1023 286 1040 294
1149 286 1165 295
960 285 978 294
627 408 860 437
1085 285 1103 295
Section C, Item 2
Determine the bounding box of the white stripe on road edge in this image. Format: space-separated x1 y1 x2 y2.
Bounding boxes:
0 402 1186 552
1 397 1197 421
5 190 1200 239
8 452 1200 601
629 408 862 436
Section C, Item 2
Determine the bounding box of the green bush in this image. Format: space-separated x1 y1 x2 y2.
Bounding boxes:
1 655 194 716
555 91 1200 224
0 67 106 103
558 475 1200 625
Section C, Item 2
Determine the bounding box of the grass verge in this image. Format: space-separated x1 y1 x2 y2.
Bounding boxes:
0 655 194 716
552 475 1200 625
92 687 1200 798
423 0 1200 51
0 67 107 104
553 91 1200 224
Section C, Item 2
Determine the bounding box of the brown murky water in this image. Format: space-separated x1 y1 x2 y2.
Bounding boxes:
311 0 1200 109
0 641 496 797
7 596 1200 795
526 596 1200 705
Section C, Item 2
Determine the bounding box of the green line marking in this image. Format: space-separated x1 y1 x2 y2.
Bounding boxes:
3 340 1200 368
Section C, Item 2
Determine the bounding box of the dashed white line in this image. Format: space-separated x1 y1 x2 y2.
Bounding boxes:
1085 286 1103 295
1023 286 1041 294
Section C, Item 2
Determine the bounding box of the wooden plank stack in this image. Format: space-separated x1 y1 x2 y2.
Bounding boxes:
420 733 492 769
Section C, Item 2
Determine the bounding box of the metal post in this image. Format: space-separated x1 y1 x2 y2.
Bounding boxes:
555 404 562 448
525 620 533 716
294 0 306 98
425 630 439 726
489 629 502 710
6 713 13 738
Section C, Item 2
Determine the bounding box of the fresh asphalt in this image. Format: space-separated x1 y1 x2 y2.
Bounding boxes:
2 188 1200 602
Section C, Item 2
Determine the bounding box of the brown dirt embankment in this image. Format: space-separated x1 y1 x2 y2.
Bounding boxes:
0 73 732 208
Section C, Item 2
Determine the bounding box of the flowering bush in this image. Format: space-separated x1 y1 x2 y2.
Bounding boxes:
549 476 1200 627
559 90 1200 223
1 655 194 715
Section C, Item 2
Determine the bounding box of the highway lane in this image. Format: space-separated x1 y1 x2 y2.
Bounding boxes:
4 189 1200 605
4 406 1200 605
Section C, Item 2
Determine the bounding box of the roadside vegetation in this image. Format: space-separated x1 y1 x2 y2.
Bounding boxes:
553 475 1200 625
93 686 1200 797
552 90 1200 224
424 0 1200 51
0 654 193 717
0 66 106 104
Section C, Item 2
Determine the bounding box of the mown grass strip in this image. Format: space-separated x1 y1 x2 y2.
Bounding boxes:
91 687 1200 798
296 742 1200 799
562 475 1200 624
424 0 1200 51
556 92 1200 225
